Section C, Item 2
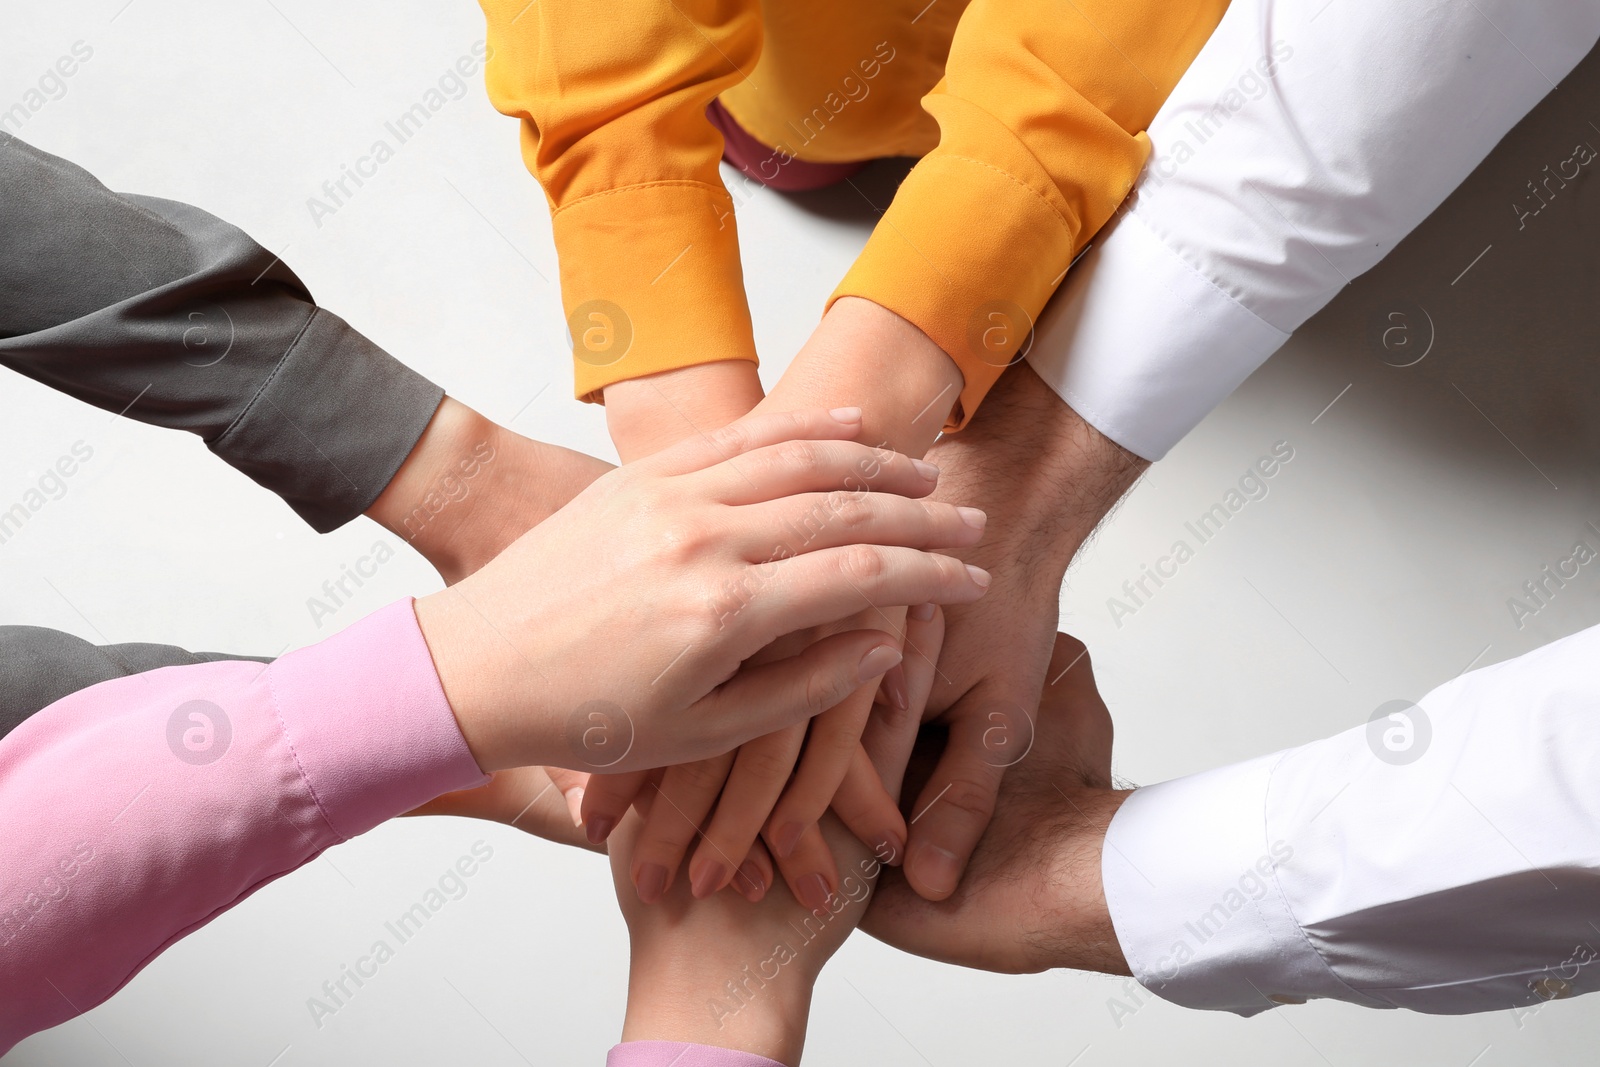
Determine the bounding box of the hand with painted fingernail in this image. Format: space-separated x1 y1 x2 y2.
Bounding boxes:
605 608 935 1066
581 452 982 906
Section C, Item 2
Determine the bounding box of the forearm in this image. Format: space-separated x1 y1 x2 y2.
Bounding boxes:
759 297 962 459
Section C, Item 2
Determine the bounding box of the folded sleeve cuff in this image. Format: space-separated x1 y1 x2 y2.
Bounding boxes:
1027 211 1290 461
265 598 488 840
553 182 758 402
607 1042 785 1067
210 309 444 533
1103 751 1351 1016
830 148 1083 431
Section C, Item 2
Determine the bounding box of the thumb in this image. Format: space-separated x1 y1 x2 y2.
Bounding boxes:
545 766 591 827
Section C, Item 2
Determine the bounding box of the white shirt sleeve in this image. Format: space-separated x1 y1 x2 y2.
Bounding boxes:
1102 621 1600 1016
1026 0 1600 461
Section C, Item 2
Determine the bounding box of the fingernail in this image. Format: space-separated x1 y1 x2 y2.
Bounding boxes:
636 862 670 904
585 815 616 846
911 458 940 480
911 843 962 896
736 861 767 901
772 821 805 859
691 862 728 899
565 787 586 828
883 666 909 711
965 564 992 589
796 873 833 912
909 602 936 622
871 833 906 866
858 644 903 683
957 507 987 530
829 406 863 423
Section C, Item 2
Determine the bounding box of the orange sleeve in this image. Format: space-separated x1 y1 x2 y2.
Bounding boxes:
479 0 762 402
829 0 1230 429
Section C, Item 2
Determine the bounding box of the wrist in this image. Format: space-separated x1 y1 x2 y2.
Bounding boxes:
1040 787 1133 975
367 396 612 584
930 363 1147 572
622 951 811 1066
604 360 765 462
763 297 962 459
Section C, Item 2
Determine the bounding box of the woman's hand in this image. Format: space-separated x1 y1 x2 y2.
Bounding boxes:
606 608 945 1066
414 407 989 774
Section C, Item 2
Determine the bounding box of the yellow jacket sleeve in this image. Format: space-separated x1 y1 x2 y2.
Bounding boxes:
830 0 1230 429
480 0 762 402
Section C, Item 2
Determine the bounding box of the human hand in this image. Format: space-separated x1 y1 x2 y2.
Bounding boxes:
899 363 1146 900
366 396 614 584
606 607 945 1065
863 633 1132 975
586 301 970 906
413 407 990 774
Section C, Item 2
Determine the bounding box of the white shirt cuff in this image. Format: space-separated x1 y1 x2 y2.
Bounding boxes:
1102 751 1386 1015
1026 211 1289 462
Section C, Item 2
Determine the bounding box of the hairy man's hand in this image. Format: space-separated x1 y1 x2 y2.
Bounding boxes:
901 363 1146 900
865 633 1132 975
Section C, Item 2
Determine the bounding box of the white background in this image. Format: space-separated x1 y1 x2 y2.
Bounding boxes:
2 2 1598 1064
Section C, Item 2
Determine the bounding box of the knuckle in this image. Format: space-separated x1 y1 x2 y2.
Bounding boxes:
826 490 872 531
804 666 850 719
674 759 728 795
937 777 1000 824
740 746 795 784
808 722 859 761
767 440 822 484
656 519 705 557
840 543 888 584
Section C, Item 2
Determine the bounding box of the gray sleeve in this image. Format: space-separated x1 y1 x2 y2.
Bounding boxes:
0 136 444 533
0 625 269 740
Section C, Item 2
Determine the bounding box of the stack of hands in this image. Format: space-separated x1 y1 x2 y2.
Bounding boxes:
364 303 1143 1064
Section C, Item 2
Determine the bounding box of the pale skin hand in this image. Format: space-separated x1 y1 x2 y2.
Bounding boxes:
864 632 1133 977
609 608 946 1066
899 362 1147 901
585 298 967 911
411 407 991 775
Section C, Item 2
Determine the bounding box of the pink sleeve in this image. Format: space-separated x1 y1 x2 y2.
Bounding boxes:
0 598 487 1053
607 1042 787 1067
